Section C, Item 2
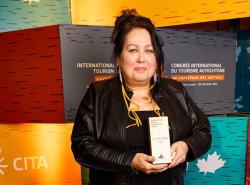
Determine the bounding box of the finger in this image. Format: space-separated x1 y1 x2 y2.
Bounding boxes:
168 161 178 168
150 164 169 174
145 167 168 174
152 163 168 169
158 165 169 172
175 151 186 164
145 155 155 163
132 153 154 172
170 146 177 159
168 160 177 168
169 153 182 168
138 155 169 173
143 163 168 174
171 151 176 160
151 163 168 172
139 158 158 172
154 164 169 172
139 154 155 165
169 156 184 168
139 153 155 162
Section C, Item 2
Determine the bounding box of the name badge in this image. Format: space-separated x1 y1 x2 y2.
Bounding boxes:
148 116 171 164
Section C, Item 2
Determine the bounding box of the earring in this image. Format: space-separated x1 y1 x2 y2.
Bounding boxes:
119 67 123 83
154 73 157 83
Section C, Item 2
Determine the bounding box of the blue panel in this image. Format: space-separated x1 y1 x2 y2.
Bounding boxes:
0 0 71 32
185 117 248 185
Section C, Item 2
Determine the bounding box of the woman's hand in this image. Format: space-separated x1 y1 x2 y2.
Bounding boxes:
132 153 169 174
168 141 189 169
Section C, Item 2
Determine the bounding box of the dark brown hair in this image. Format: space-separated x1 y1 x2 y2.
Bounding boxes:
111 9 164 79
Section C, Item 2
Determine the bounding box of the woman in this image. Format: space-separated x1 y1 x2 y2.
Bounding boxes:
71 9 211 185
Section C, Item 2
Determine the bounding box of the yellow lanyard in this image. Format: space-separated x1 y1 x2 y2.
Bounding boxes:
121 83 163 128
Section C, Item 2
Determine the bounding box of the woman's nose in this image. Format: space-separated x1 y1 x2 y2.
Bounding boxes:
137 52 145 63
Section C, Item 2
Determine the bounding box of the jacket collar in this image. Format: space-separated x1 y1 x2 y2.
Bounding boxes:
116 74 161 99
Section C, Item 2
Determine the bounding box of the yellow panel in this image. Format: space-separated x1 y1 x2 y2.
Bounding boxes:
0 123 81 185
71 0 250 26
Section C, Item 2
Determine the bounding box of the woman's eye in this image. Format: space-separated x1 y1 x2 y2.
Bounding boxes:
145 49 153 53
129 49 137 53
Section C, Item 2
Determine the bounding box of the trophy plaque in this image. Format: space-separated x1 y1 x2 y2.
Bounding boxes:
148 116 172 164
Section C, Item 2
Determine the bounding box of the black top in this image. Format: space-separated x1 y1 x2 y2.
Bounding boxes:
125 111 172 185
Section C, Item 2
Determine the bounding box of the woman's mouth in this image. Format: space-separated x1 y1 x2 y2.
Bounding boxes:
135 67 147 72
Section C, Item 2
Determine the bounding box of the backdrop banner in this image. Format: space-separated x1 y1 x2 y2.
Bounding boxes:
0 123 81 185
60 25 236 121
0 25 237 122
158 29 236 115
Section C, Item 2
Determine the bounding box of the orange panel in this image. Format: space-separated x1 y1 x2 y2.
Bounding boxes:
0 123 81 185
71 0 250 27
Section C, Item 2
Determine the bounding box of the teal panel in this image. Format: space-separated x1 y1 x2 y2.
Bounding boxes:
0 0 71 32
235 30 250 112
185 117 248 185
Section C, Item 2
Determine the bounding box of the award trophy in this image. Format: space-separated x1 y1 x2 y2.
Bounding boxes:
148 116 172 164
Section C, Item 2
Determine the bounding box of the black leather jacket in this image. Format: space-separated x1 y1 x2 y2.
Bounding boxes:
71 76 211 185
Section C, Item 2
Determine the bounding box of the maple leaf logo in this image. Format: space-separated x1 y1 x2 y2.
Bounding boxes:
0 149 8 175
196 151 226 175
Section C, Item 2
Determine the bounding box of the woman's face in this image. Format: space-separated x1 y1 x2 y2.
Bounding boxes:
118 28 157 87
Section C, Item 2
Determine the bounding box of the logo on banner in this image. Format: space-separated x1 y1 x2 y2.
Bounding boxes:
196 151 226 175
0 149 8 175
23 0 40 5
0 148 48 175
235 95 244 109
